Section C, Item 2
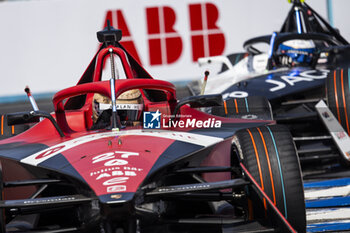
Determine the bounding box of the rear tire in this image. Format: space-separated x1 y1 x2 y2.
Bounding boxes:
233 125 306 233
0 162 5 233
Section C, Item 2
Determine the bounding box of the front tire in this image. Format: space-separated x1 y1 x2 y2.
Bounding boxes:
233 125 306 233
326 68 350 135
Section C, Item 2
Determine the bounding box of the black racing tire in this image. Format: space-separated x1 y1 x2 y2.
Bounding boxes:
0 162 4 233
326 68 350 136
0 114 29 140
211 96 273 120
233 124 306 233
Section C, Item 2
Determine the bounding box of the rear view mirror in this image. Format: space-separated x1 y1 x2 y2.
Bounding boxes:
7 111 64 137
7 111 40 125
174 94 223 116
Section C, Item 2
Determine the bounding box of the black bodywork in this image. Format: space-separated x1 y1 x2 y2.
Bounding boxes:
201 1 350 172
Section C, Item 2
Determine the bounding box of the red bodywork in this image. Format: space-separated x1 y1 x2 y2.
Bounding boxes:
0 45 273 200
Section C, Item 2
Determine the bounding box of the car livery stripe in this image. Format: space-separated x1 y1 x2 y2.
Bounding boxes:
348 68 350 127
344 69 350 135
306 177 350 232
244 98 249 113
340 69 349 134
246 128 266 209
1 115 3 135
39 153 86 182
334 70 341 124
306 196 350 208
304 177 350 189
307 208 350 223
20 130 224 166
147 140 204 176
267 126 287 218
305 184 350 200
223 100 228 115
234 99 239 113
257 127 276 205
308 221 350 233
0 143 49 161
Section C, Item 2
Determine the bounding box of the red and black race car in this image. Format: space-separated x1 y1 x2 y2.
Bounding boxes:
0 25 305 233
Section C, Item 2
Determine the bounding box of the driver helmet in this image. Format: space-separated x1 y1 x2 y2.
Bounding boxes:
277 39 315 66
92 89 143 124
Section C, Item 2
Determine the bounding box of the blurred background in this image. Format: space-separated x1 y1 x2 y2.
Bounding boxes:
0 0 348 112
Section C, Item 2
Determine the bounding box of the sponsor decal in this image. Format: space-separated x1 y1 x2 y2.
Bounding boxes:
111 194 123 199
158 184 210 192
90 151 141 192
91 169 138 178
23 197 76 204
241 114 258 120
266 69 330 92
94 170 137 180
110 194 123 199
322 111 330 119
90 166 143 178
336 132 346 140
322 111 334 122
346 151 350 159
103 177 129 186
103 3 225 65
222 69 330 99
107 185 126 192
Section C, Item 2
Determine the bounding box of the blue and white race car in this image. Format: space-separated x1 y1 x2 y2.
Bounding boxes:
186 0 350 170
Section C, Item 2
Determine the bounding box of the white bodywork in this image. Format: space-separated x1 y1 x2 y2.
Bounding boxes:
316 100 350 162
197 53 290 95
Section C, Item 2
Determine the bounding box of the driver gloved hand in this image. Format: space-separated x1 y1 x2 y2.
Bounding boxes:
278 54 294 67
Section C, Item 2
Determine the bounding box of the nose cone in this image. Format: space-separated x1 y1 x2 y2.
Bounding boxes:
64 132 176 196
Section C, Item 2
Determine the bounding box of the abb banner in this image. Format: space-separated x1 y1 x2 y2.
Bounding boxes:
103 3 225 65
0 0 344 96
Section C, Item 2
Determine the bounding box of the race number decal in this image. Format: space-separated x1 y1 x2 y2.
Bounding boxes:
35 146 65 160
222 91 248 99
